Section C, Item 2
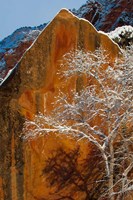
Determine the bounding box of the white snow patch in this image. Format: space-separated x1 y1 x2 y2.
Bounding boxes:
108 25 133 42
7 49 15 54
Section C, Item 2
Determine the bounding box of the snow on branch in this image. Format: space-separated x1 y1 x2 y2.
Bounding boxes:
23 47 133 200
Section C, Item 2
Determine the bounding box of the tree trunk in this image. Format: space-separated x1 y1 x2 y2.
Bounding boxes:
108 140 115 200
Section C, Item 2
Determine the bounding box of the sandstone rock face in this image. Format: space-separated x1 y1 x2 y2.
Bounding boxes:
73 0 133 32
0 9 120 200
0 0 132 82
0 25 46 81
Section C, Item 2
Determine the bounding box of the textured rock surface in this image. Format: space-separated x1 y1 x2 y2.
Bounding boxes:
0 9 120 200
0 0 132 82
73 0 133 32
0 25 46 81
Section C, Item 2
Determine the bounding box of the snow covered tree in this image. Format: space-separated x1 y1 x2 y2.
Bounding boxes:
24 46 133 200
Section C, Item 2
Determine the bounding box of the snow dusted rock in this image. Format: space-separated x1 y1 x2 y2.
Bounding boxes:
0 9 120 200
108 25 133 47
72 0 133 32
0 0 132 81
0 24 46 81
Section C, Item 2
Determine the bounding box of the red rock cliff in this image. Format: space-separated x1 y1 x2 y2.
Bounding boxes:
1 0 132 82
73 0 133 32
0 9 120 200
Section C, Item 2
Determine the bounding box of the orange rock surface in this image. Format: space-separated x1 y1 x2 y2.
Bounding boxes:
0 9 120 200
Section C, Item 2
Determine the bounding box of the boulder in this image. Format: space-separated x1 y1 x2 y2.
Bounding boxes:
0 9 120 200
